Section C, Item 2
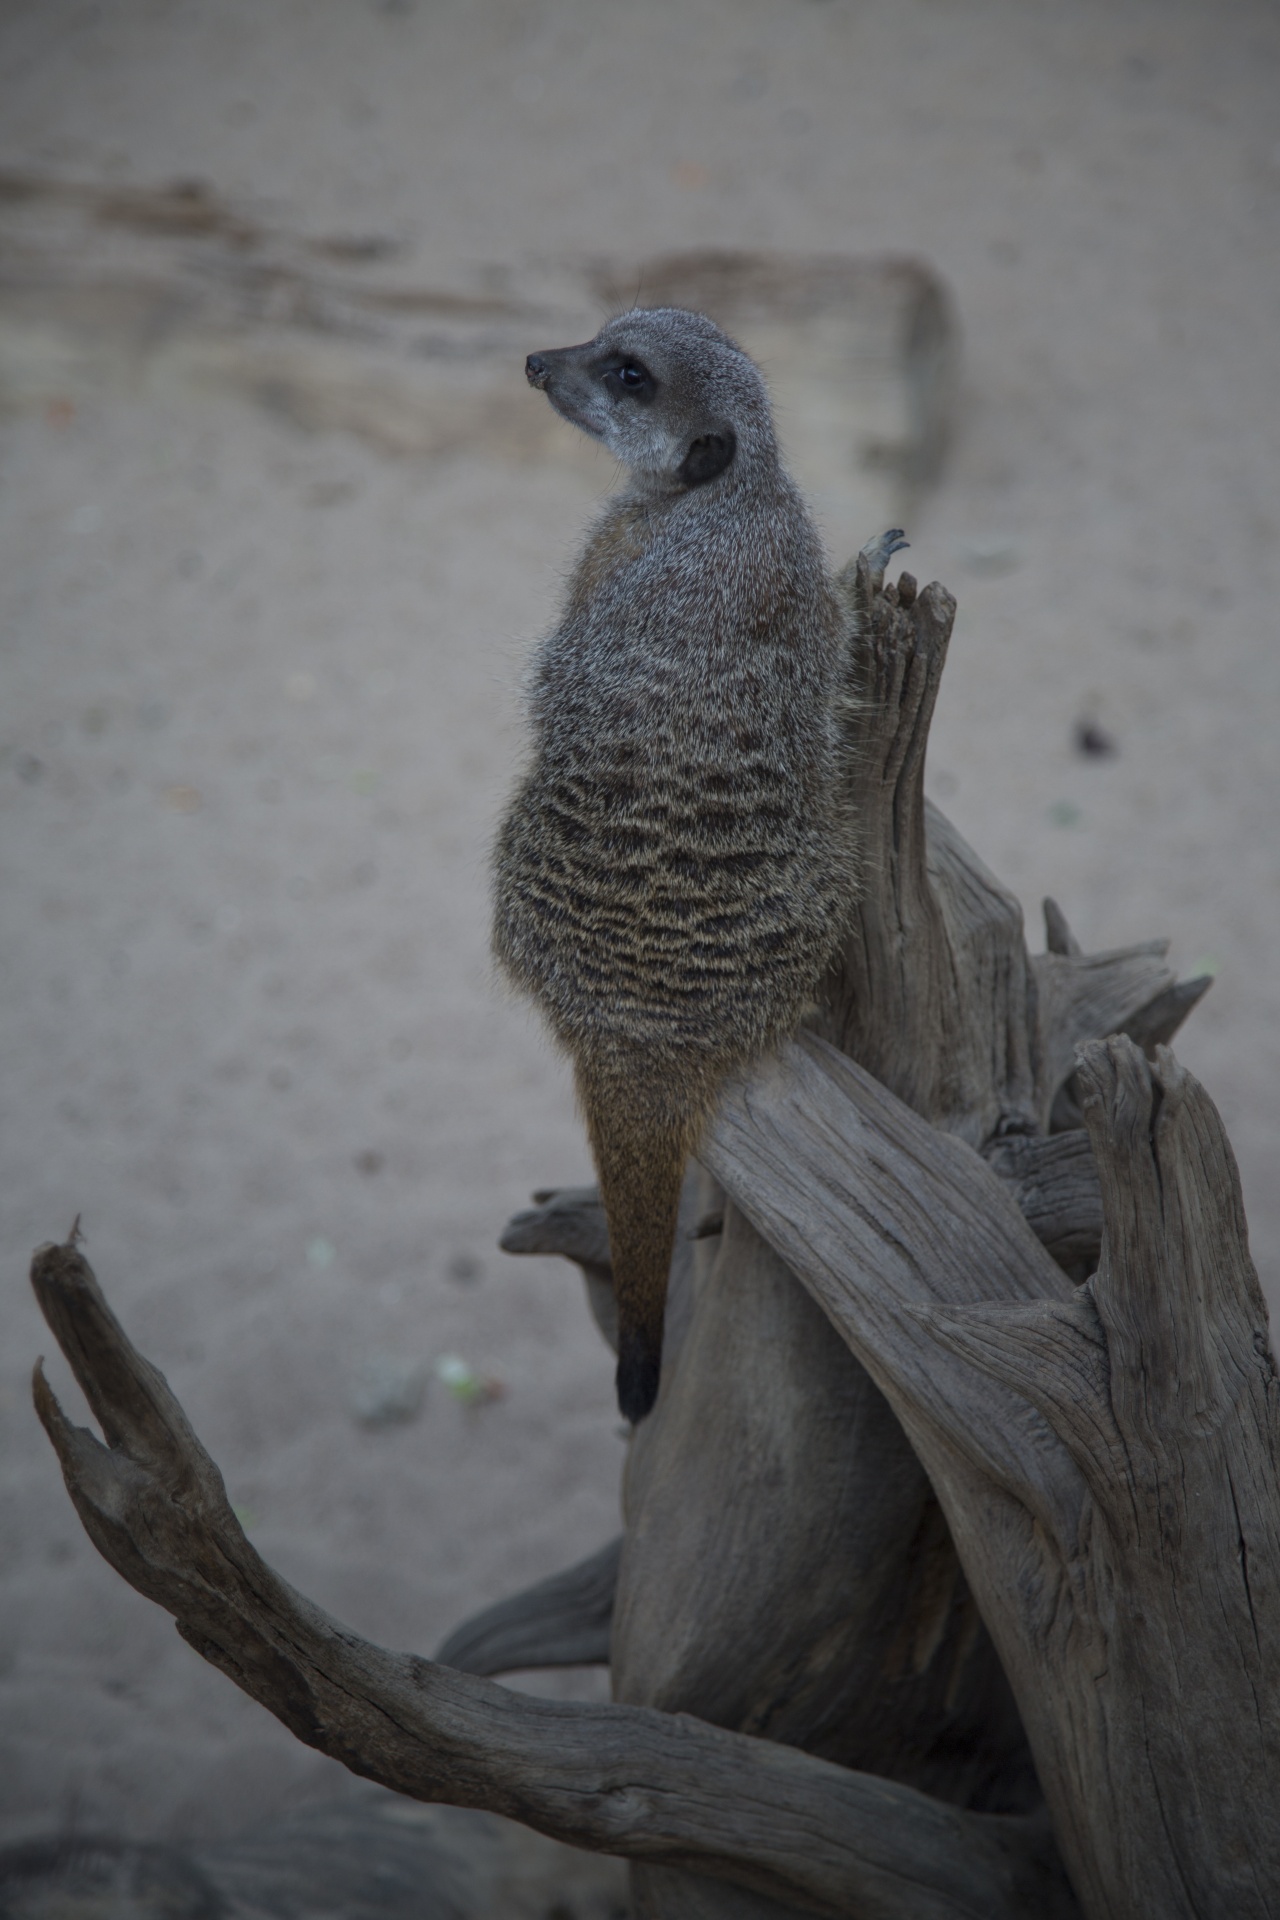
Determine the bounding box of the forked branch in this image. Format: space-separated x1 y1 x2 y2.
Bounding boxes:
30 1239 1075 1920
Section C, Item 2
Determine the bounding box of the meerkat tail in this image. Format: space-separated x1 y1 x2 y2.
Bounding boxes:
575 1056 698 1424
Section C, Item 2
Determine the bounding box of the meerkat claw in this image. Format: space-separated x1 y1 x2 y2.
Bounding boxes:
860 528 910 575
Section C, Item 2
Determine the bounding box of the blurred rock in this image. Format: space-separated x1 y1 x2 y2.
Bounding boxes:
0 175 955 529
349 1351 426 1428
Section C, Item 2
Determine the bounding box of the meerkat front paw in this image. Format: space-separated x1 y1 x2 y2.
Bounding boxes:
859 528 910 580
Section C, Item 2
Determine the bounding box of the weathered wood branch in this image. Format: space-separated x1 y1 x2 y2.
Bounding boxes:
437 1537 619 1676
29 1239 1075 1920
1031 939 1174 1126
507 1128 1107 1316
615 1197 1037 1810
499 1176 1041 1851
816 569 1181 1150
499 1185 619 1351
602 557 1205 1917
1041 898 1213 1058
705 1034 1077 1508
703 1031 1280 1918
820 564 1007 1140
31 525 1243 1919
980 1130 1102 1271
500 1186 613 1271
505 1180 1036 1830
1120 972 1213 1052
1036 897 1211 1130
498 1171 706 1368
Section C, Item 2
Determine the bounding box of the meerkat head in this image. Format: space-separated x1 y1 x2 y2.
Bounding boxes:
525 307 776 495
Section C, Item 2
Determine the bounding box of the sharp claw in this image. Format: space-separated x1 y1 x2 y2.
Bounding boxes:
859 529 910 572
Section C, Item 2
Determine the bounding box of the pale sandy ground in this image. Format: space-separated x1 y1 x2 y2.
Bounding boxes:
2 0 1279 1864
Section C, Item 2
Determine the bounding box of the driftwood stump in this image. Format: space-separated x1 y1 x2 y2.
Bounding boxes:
30 552 1276 1918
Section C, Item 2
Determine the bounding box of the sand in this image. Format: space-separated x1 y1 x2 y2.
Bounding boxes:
1 0 1278 1859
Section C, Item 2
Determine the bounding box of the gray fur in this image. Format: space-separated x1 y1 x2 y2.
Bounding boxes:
492 308 869 1420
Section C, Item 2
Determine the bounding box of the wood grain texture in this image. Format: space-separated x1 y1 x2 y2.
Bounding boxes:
614 1199 1034 1805
28 1238 1072 1920
981 1130 1103 1270
435 1537 620 1677
704 1032 1280 1918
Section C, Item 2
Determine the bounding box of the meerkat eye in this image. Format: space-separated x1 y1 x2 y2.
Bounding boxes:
604 361 655 400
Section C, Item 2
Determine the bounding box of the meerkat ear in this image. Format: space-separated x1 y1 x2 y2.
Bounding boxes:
679 427 736 488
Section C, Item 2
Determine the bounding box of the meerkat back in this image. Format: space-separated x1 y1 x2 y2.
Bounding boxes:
493 307 878 1422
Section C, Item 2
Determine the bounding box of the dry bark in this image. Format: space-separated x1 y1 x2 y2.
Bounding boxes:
436 1537 620 1677
29 1238 1071 1920
607 554 1183 1916
703 1029 1280 1916
614 1197 1033 1805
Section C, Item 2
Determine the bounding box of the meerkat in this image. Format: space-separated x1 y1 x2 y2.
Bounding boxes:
493 306 905 1422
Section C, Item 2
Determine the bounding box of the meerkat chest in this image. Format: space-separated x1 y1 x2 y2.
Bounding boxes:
566 503 654 610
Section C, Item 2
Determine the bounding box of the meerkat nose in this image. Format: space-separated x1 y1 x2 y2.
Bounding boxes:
525 353 550 389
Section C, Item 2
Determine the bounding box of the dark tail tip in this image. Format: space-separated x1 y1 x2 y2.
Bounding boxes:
616 1329 661 1425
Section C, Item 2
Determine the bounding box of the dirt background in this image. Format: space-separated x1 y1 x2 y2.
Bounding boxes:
2 0 1278 1856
